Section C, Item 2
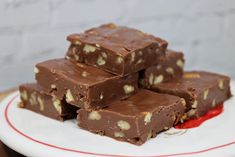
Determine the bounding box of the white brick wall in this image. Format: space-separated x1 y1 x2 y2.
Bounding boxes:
0 0 235 90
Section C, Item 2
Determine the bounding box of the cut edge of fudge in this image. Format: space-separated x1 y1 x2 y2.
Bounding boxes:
139 49 185 88
19 83 78 121
77 89 186 145
35 58 139 109
149 71 232 121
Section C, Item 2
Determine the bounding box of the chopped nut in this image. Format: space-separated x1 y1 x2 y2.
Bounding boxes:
192 100 198 109
123 85 135 94
115 56 123 64
153 75 164 84
51 84 56 89
95 44 100 48
219 80 224 90
101 52 107 58
180 114 187 123
97 56 106 65
183 73 200 79
172 114 176 122
29 92 37 105
37 97 44 111
99 93 104 100
147 132 152 140
180 98 186 107
74 54 79 61
51 68 56 74
144 112 152 125
136 59 143 64
83 44 96 53
34 67 39 74
29 99 33 105
20 90 28 101
114 132 125 138
88 111 101 120
130 53 135 63
53 99 62 114
203 89 209 100
156 65 162 70
82 71 89 77
155 48 160 53
117 120 130 130
65 89 74 103
65 56 71 60
74 40 81 45
166 67 174 74
187 109 196 117
212 99 216 107
148 73 154 85
176 59 184 68
17 102 25 108
71 47 77 54
77 63 85 68
164 127 169 130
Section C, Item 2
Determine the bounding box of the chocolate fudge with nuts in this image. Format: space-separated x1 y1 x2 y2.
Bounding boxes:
140 49 184 88
66 23 168 76
149 71 232 121
77 89 186 145
35 59 138 109
19 83 78 121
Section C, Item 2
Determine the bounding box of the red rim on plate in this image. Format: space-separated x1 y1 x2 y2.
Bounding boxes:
3 94 235 157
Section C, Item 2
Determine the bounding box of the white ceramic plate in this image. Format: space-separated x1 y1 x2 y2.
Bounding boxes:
0 83 235 157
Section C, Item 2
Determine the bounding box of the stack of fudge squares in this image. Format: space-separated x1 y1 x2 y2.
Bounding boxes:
19 23 232 145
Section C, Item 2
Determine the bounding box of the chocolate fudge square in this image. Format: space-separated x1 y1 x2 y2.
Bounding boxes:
77 89 186 145
140 49 184 88
66 23 168 76
19 83 78 121
35 59 138 109
150 71 232 120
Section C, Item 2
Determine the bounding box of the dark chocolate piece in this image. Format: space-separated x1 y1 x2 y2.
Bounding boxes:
77 89 186 145
149 71 232 120
35 59 138 109
140 50 184 88
66 23 168 76
19 83 78 121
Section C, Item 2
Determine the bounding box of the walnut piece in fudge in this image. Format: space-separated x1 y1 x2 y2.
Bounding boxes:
66 23 168 76
150 71 232 121
35 59 138 109
140 49 184 88
19 83 78 121
77 89 185 145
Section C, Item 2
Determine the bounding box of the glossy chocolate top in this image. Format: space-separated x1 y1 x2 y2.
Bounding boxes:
36 59 116 86
153 71 230 94
105 89 182 116
67 23 167 56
